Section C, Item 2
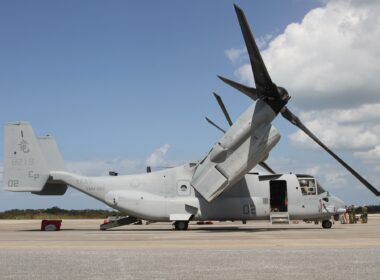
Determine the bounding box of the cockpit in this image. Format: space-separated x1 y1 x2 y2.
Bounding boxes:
297 175 326 196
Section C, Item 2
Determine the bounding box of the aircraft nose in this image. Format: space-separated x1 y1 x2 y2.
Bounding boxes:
330 195 346 214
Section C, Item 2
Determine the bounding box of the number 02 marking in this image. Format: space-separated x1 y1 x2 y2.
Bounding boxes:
7 180 19 188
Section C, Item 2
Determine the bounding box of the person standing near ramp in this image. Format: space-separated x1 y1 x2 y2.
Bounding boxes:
361 206 368 223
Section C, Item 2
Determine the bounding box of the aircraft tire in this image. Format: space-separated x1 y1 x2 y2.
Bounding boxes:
322 220 332 229
174 221 189 230
44 224 57 231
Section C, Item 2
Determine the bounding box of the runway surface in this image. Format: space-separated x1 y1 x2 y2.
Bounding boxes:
1 216 379 279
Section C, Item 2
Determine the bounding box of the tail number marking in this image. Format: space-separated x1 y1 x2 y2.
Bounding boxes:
7 180 19 188
11 158 35 166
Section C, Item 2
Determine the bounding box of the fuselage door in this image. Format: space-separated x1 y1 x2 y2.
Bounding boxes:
270 180 288 212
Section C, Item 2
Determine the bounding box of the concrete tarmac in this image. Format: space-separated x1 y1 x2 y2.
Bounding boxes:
0 216 380 280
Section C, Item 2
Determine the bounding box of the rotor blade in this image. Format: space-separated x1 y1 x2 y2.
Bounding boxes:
205 117 226 133
213 92 233 126
259 162 276 175
234 4 277 98
217 75 258 101
281 107 380 196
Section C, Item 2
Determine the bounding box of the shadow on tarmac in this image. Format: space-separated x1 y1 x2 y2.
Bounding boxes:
21 224 337 233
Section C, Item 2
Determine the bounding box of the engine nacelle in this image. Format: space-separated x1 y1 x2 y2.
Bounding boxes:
191 100 280 202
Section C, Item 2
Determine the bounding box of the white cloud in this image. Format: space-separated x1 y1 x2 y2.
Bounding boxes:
303 165 321 176
256 33 275 50
322 170 348 190
288 104 380 150
224 48 246 64
234 64 254 86
232 0 380 109
145 144 170 167
312 103 380 124
354 145 380 160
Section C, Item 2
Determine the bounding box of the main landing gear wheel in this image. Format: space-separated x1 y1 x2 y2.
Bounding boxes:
322 220 332 229
173 221 189 230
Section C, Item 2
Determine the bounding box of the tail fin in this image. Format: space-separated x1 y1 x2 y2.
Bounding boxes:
3 122 68 195
38 135 66 172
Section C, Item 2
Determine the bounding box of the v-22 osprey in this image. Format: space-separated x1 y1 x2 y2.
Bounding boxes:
4 5 379 230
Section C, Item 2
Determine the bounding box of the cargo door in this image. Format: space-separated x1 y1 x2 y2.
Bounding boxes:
270 180 287 212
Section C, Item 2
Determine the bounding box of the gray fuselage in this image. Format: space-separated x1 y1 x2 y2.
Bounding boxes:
50 164 344 222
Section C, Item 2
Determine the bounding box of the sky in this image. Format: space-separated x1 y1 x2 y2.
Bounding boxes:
1 0 379 210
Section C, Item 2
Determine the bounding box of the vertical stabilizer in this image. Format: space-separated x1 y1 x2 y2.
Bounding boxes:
3 122 49 192
38 136 66 171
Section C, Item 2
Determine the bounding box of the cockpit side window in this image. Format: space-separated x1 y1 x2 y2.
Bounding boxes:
298 178 316 196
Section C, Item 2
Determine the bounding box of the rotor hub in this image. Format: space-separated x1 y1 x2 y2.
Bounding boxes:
277 87 290 101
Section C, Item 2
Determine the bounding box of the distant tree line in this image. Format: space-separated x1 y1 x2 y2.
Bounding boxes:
357 205 380 213
0 206 122 219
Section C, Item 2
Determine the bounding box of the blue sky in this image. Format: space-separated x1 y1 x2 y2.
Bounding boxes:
1 0 380 210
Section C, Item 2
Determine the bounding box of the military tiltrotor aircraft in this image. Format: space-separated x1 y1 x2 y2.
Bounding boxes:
3 5 379 230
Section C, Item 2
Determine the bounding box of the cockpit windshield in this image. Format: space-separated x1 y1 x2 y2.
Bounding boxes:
298 178 316 196
316 181 326 194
